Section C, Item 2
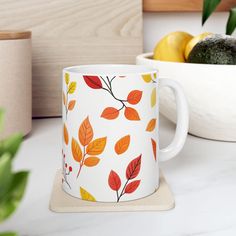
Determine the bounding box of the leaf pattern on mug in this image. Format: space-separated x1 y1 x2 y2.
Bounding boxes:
141 73 157 108
108 170 121 191
142 74 152 83
126 155 141 180
68 100 76 110
141 73 157 83
101 107 120 120
151 88 156 108
108 154 142 202
124 107 140 121
127 90 142 105
71 116 107 178
68 82 77 94
63 73 77 119
65 72 70 85
79 117 94 146
84 157 100 167
80 187 96 202
83 75 103 89
114 135 130 155
124 180 141 194
146 119 156 132
83 75 142 121
151 138 157 161
86 137 107 155
71 138 82 162
63 123 69 145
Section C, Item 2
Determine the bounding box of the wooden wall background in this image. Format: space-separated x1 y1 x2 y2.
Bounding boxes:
0 0 142 117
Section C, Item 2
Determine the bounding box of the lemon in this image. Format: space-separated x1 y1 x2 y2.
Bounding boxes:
153 31 193 62
185 32 213 60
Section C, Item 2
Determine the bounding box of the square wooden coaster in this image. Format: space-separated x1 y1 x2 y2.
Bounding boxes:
49 170 175 212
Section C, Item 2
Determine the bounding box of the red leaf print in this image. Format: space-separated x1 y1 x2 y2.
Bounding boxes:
124 180 141 194
151 138 157 161
127 90 142 105
124 107 140 121
83 75 103 89
101 107 119 120
108 170 121 191
126 155 142 180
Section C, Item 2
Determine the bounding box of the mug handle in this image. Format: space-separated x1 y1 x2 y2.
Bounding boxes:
159 78 189 162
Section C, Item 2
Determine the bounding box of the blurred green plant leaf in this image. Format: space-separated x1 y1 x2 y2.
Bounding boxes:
202 0 221 25
0 171 29 222
226 7 236 35
0 232 18 236
0 154 13 199
0 134 23 159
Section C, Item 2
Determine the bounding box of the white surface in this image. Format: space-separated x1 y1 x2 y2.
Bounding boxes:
143 12 236 52
137 53 236 141
1 117 236 235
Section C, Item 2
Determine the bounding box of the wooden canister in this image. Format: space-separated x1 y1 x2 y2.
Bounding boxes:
0 31 32 138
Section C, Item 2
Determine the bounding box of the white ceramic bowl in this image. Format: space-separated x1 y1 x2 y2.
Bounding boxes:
137 52 236 141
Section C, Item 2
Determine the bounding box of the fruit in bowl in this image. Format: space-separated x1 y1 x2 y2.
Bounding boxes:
136 31 236 141
187 34 236 64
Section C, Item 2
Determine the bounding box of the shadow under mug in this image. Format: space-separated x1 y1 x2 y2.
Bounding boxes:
62 64 189 202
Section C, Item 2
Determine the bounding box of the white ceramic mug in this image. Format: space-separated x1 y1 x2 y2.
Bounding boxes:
62 65 188 202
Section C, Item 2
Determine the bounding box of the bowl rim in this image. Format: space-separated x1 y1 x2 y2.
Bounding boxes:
137 52 236 67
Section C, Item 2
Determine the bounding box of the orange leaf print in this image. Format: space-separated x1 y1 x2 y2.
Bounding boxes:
86 137 107 155
63 123 69 145
151 138 157 161
68 100 76 110
146 119 156 132
79 117 94 146
101 107 119 120
124 107 140 121
71 138 82 162
84 156 100 167
63 92 66 106
114 135 130 155
127 90 142 105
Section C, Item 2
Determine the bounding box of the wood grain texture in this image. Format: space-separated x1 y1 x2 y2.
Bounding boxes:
0 31 31 40
0 0 142 117
143 0 236 12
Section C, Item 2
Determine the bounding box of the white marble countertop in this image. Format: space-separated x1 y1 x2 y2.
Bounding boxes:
1 116 236 236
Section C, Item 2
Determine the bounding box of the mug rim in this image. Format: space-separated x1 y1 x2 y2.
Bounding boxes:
63 64 158 76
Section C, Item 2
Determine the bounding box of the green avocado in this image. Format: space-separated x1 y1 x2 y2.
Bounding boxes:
187 34 236 65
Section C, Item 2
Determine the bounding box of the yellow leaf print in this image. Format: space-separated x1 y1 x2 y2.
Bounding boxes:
65 73 70 85
153 72 157 79
68 82 76 94
151 88 156 107
142 74 152 83
80 187 96 202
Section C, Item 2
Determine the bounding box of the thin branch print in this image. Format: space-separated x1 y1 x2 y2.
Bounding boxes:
108 154 142 202
63 73 77 119
83 75 143 121
62 149 72 189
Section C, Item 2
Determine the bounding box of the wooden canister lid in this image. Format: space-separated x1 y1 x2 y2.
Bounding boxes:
0 31 31 40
